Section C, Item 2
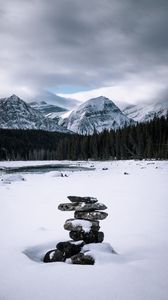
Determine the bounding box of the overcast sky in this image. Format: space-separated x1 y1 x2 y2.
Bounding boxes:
0 0 168 104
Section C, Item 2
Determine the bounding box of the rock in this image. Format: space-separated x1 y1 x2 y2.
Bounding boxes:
67 196 98 204
56 241 83 258
64 218 100 232
58 202 83 211
43 249 65 263
58 202 107 212
75 202 107 212
70 230 104 244
74 211 108 221
70 253 95 265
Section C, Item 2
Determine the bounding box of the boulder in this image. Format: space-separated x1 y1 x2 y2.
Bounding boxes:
70 230 104 244
70 253 95 265
74 211 108 221
64 218 100 232
67 196 98 204
43 249 65 263
56 241 83 258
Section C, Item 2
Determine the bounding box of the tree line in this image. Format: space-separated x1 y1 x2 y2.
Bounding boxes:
0 115 167 161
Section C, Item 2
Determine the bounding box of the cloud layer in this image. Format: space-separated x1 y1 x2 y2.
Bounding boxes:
0 0 168 103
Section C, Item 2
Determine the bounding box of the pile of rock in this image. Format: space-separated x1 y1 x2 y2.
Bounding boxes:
43 196 108 265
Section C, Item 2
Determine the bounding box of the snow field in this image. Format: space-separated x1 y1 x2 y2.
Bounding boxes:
0 160 168 300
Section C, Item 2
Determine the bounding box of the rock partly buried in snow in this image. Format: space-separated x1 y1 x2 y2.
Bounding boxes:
74 211 108 221
70 253 95 265
64 218 100 232
67 196 98 204
58 202 107 212
1 174 25 183
43 249 65 263
56 241 83 258
70 230 104 244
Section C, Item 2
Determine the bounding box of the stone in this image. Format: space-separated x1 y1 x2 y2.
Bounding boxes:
70 253 95 265
70 230 104 244
43 249 65 263
64 218 100 232
75 202 107 212
58 202 107 212
56 241 83 258
74 211 108 221
58 202 83 211
67 196 98 204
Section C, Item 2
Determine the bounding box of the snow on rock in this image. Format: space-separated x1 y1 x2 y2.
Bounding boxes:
64 218 99 233
59 96 135 134
1 174 25 183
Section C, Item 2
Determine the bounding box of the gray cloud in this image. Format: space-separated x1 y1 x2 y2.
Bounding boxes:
0 0 168 102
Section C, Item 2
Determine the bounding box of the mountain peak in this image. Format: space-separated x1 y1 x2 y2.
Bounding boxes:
9 94 20 101
0 95 71 133
60 96 134 135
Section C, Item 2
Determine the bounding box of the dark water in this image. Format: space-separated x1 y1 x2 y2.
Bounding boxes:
0 163 95 174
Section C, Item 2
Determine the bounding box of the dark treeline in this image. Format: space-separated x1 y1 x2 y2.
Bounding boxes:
0 115 167 161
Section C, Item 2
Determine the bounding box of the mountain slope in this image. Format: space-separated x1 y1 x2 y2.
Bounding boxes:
0 95 71 133
60 96 135 135
123 100 168 122
29 101 67 119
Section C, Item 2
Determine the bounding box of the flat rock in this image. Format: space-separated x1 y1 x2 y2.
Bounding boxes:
56 241 83 258
64 218 100 232
70 253 95 265
70 230 104 244
58 202 83 211
67 196 98 204
58 202 107 212
75 202 107 212
43 249 65 263
74 211 108 221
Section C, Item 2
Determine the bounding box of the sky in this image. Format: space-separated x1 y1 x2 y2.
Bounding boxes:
0 0 168 104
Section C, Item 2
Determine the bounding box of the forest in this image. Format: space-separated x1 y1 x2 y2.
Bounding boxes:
0 115 167 161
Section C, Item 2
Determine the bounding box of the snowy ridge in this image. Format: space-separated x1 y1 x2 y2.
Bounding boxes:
123 100 168 122
60 96 135 135
0 94 71 133
29 101 67 119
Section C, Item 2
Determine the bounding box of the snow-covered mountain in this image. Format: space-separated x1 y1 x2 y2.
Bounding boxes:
60 96 135 135
29 101 67 119
29 90 80 110
123 100 168 122
0 94 71 133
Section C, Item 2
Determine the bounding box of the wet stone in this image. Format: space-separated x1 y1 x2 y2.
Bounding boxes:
64 218 100 232
43 249 65 263
70 253 95 265
67 196 98 204
56 241 84 258
70 230 104 244
74 211 108 221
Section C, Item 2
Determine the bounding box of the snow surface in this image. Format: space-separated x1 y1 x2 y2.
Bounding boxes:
0 160 168 300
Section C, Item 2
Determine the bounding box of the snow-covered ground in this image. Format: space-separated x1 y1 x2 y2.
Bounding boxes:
0 160 168 300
